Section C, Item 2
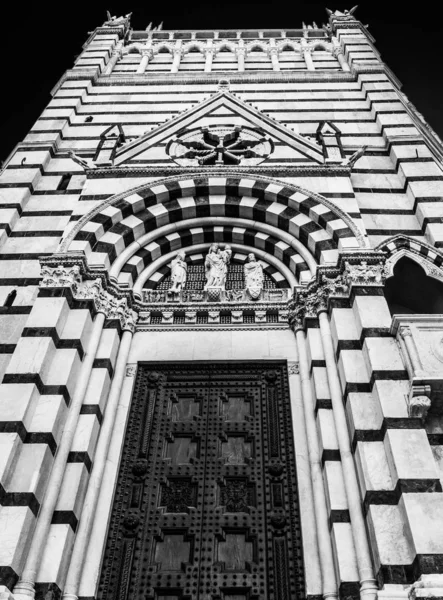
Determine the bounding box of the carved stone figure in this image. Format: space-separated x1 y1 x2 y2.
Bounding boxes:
204 243 232 291
219 244 232 290
342 145 368 169
344 260 385 286
244 253 264 300
40 264 82 292
168 251 187 294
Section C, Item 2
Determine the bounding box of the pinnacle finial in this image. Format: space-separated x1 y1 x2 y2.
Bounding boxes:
325 6 359 18
103 11 132 27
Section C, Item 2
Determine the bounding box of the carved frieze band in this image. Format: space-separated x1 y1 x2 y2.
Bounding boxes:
40 260 137 332
288 253 387 332
39 252 387 332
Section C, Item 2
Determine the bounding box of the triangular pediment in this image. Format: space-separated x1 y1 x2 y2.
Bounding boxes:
114 90 325 166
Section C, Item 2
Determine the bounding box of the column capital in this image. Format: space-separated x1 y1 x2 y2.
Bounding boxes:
399 325 413 339
140 48 154 58
408 385 432 420
39 256 137 331
331 46 343 58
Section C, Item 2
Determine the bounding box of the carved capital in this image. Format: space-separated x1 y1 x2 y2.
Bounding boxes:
140 49 154 59
288 362 300 376
109 48 123 61
343 259 386 287
408 385 432 420
126 364 137 378
40 264 83 294
40 261 137 331
399 326 413 339
332 46 343 58
289 271 349 331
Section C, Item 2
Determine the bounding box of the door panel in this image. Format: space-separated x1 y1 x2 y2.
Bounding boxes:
98 362 304 600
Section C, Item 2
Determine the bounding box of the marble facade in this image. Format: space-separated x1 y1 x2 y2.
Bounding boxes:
0 8 443 600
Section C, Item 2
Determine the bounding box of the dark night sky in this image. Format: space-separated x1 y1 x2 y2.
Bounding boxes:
1 2 443 162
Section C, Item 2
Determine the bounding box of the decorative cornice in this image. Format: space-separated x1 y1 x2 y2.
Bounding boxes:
137 324 288 332
84 164 352 179
38 251 392 334
97 70 355 86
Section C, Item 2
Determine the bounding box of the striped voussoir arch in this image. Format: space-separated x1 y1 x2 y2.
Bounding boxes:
144 251 286 290
378 234 443 270
118 224 310 288
66 175 364 267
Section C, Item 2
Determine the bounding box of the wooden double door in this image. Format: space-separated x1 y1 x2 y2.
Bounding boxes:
98 362 304 600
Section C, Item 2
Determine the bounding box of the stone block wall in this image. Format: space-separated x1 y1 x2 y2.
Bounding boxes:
0 11 443 600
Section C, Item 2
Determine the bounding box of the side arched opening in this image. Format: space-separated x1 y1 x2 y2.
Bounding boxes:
385 256 443 314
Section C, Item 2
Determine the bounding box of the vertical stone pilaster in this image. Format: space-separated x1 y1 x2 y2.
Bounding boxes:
62 323 135 600
171 40 183 73
203 43 214 72
268 39 280 71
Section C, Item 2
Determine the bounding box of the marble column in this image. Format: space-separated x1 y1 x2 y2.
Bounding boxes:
103 47 122 75
333 47 351 72
13 312 107 600
318 311 378 600
399 325 426 377
62 320 136 600
171 41 183 73
294 327 338 600
137 48 153 74
301 39 315 71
